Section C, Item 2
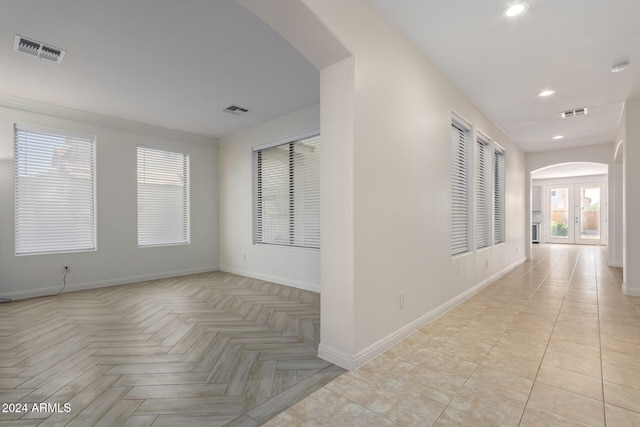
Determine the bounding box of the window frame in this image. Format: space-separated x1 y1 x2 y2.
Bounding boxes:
493 144 506 245
450 115 473 257
475 132 492 250
137 144 190 248
14 123 96 256
253 131 320 250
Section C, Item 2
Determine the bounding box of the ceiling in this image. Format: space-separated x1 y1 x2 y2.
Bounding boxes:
2 1 639 154
0 0 319 139
370 0 640 153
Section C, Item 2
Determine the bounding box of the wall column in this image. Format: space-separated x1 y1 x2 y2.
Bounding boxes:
623 99 640 294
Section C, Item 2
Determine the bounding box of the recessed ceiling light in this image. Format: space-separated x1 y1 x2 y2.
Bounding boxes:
505 3 529 17
538 89 556 97
611 61 629 73
552 135 564 140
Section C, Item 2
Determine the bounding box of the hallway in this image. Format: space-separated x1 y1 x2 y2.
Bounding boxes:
267 244 640 426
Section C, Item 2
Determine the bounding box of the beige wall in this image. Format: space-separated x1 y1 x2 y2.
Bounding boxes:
622 99 640 295
239 0 527 368
217 105 321 291
0 99 218 299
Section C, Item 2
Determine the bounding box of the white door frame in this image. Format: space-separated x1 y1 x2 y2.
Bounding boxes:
544 183 606 245
546 185 574 244
574 183 606 245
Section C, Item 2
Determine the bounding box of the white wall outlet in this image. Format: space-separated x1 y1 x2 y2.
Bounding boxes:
243 254 247 262
400 292 405 308
486 259 490 268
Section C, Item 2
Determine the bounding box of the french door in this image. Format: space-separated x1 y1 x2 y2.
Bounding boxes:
546 183 605 245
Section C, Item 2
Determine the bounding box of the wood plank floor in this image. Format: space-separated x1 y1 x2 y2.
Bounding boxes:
0 271 343 426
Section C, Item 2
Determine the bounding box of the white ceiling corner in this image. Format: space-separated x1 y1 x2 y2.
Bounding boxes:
0 0 319 139
369 0 640 153
2 0 639 156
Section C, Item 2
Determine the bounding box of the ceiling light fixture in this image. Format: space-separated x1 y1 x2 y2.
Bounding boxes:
552 135 564 140
505 3 529 17
538 89 556 97
611 61 629 73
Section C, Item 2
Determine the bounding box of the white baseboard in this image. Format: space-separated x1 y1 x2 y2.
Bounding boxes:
1 286 63 301
317 343 358 370
622 282 640 296
319 256 526 370
219 265 320 293
0 266 219 301
2 265 318 301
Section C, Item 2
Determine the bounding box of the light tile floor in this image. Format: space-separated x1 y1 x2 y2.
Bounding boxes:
265 245 640 426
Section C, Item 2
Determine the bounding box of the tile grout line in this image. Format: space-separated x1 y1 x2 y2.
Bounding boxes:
595 246 607 427
516 246 582 426
263 246 630 426
430 248 569 426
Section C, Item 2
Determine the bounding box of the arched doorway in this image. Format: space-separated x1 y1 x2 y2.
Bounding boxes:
531 162 608 246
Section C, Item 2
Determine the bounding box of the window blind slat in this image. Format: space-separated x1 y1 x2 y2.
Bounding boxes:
476 137 491 249
137 146 190 247
14 125 96 255
451 119 471 256
494 149 506 244
255 135 320 249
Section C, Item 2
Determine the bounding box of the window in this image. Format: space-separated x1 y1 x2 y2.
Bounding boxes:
254 133 320 249
137 145 190 246
451 116 472 256
476 134 491 250
14 124 95 255
493 147 506 244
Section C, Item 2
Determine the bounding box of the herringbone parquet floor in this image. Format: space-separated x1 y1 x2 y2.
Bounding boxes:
0 271 343 426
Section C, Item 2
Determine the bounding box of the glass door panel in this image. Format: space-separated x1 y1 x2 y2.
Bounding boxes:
549 187 572 242
575 184 604 245
545 183 605 245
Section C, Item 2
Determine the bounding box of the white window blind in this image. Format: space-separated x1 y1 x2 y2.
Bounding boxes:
14 124 95 255
255 134 320 249
137 145 190 247
451 117 472 256
476 135 492 250
494 148 506 244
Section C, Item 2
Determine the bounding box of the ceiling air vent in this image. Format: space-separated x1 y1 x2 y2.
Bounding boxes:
222 105 249 116
561 108 588 118
14 35 66 64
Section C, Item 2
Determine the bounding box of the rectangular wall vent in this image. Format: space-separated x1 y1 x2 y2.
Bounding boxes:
14 35 66 64
222 105 249 115
561 108 588 118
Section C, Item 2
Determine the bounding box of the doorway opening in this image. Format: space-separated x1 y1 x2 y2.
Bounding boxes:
531 162 608 246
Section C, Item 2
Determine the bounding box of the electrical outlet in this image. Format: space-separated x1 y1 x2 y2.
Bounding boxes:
400 292 405 309
243 254 247 262
486 259 490 268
